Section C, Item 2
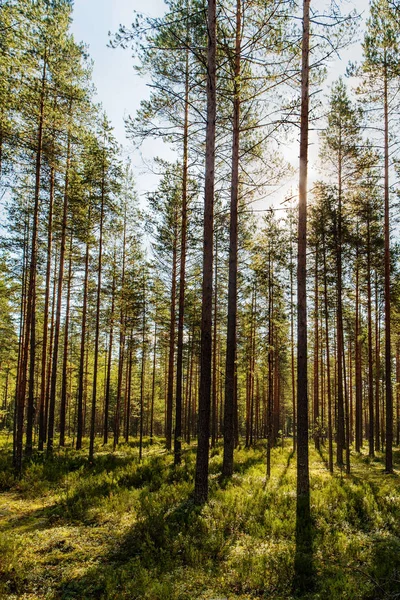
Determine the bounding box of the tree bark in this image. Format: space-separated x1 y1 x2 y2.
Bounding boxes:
174 30 190 465
38 166 55 451
59 233 73 447
222 0 241 477
47 121 71 453
194 0 216 505
383 62 393 472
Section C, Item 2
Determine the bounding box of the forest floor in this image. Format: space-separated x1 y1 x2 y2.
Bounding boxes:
0 436 400 600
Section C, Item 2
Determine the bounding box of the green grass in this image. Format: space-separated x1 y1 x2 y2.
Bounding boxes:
0 435 400 599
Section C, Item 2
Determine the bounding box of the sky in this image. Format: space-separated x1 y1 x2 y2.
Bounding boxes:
70 0 369 209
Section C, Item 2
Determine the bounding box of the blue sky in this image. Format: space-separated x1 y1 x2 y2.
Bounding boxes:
70 0 368 206
70 0 174 200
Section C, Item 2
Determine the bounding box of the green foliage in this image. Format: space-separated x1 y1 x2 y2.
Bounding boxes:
1 436 400 599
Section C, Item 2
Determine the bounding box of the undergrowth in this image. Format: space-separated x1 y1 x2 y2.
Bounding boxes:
0 435 399 599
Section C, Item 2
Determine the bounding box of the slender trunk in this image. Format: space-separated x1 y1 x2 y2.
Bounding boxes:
267 260 273 478
290 231 296 451
59 234 73 447
150 321 157 444
336 148 345 467
396 341 400 446
13 217 28 461
125 335 133 442
211 238 218 449
45 248 58 445
166 214 178 451
139 279 146 462
222 0 241 476
383 63 393 472
174 33 190 465
367 221 375 457
294 3 312 589
194 0 216 504
186 328 195 444
89 149 106 462
104 262 116 445
355 242 363 453
76 232 90 450
313 245 320 450
47 120 71 453
375 273 380 452
296 0 310 493
114 217 127 450
38 167 54 451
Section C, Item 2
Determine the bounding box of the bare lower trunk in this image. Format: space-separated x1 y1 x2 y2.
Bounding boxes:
194 0 216 505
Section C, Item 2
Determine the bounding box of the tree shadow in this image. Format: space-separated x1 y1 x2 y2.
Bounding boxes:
277 449 294 487
57 490 206 599
293 490 314 597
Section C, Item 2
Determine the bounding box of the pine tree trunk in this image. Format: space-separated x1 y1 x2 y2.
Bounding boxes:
38 166 54 451
355 242 363 453
89 151 106 462
104 263 116 445
139 280 146 462
150 322 157 444
375 273 380 453
166 215 178 451
222 0 241 476
16 52 47 467
211 239 218 449
267 255 273 477
174 34 190 465
336 155 345 467
294 1 312 590
313 245 320 450
59 234 73 447
383 63 393 472
114 219 127 450
194 0 216 504
76 232 90 450
367 222 375 457
290 233 296 451
47 124 71 453
125 335 133 442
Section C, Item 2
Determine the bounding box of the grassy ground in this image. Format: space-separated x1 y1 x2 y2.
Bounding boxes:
0 435 400 600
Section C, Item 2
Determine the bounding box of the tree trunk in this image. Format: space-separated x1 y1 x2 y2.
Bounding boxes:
139 277 146 462
367 221 375 457
59 233 73 447
47 122 71 453
114 217 127 450
355 241 363 453
313 244 320 450
294 1 312 591
76 231 90 450
150 321 157 444
222 0 241 477
166 213 178 451
104 261 116 445
174 31 190 465
89 150 106 462
38 166 54 451
383 63 393 472
16 51 47 467
194 0 216 505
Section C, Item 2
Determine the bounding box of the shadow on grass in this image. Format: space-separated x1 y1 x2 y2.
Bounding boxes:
277 449 295 487
58 489 208 599
293 490 314 598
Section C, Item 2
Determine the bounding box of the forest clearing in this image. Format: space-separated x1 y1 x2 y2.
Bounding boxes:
1 0 400 597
